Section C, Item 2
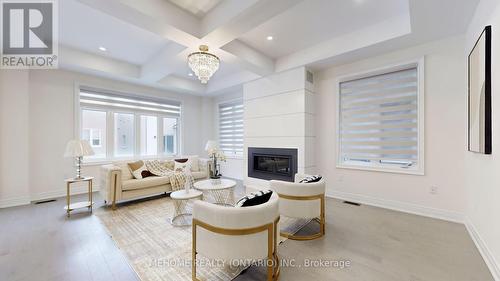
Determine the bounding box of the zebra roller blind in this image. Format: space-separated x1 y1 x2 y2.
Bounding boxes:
219 100 244 157
339 67 420 170
80 88 181 117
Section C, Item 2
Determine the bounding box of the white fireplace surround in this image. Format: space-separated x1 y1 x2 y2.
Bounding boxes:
243 67 316 187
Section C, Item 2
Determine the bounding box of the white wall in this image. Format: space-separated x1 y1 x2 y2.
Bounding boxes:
213 90 245 180
0 69 208 206
315 35 467 222
464 0 500 279
0 71 31 207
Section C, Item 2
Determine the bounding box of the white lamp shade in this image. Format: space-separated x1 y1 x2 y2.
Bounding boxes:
64 140 95 157
205 140 218 152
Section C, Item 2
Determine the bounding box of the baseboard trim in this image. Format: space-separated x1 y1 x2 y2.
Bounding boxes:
326 190 464 223
0 196 31 208
465 218 500 281
31 185 100 202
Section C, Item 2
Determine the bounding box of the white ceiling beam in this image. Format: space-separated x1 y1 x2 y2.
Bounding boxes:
201 0 303 46
141 43 187 82
219 40 274 77
275 14 412 72
76 0 201 47
156 75 207 95
59 45 140 78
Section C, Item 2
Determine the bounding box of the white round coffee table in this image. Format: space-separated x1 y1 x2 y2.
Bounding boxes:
170 189 203 226
194 179 237 206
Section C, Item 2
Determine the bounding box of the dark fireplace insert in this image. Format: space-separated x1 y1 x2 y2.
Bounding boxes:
248 147 298 182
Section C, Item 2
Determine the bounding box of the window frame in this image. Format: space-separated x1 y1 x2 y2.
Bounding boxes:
335 58 425 175
75 84 182 163
217 99 244 159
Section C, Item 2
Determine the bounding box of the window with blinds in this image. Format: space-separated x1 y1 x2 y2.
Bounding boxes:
338 65 422 173
219 100 244 157
80 89 181 117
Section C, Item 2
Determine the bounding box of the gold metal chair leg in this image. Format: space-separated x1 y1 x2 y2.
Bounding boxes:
112 173 117 210
280 195 325 241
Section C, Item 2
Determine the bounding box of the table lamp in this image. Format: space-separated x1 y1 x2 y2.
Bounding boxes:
64 139 95 179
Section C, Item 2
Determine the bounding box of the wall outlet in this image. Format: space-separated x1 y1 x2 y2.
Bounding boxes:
430 186 438 195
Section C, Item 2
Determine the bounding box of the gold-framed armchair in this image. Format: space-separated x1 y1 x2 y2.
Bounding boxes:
270 174 326 241
192 194 280 281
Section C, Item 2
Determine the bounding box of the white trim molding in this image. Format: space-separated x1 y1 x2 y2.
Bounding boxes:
0 196 31 209
465 218 500 281
327 189 464 223
31 185 100 203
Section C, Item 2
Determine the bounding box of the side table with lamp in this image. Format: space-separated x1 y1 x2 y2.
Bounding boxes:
63 139 95 217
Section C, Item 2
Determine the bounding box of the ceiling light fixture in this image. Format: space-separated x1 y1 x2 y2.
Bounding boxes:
187 45 220 84
188 73 193 76
266 36 273 41
98 46 107 52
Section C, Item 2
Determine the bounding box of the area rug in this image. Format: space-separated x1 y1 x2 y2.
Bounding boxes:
96 196 310 281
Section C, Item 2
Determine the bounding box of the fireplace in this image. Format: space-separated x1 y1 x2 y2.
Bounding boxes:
248 147 298 182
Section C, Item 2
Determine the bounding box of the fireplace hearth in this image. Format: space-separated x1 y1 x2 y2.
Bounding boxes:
248 147 298 182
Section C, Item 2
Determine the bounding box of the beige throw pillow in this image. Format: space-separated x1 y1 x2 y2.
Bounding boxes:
128 160 146 179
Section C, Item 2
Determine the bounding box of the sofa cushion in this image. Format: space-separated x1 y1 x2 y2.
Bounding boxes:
122 176 170 191
114 162 134 181
299 175 322 183
191 171 207 180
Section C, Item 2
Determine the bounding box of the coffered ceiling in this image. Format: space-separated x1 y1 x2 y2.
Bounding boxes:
58 0 480 96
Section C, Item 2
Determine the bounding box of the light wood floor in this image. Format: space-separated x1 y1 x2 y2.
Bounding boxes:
0 184 493 281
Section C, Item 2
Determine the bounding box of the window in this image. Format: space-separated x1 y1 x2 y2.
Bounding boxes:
163 117 178 155
140 115 158 156
81 109 106 158
219 100 244 157
338 64 423 174
79 88 181 160
114 113 135 157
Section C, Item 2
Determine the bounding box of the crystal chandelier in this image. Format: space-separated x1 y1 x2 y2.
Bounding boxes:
188 45 220 84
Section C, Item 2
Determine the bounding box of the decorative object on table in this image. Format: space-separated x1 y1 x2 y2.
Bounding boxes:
188 45 220 84
468 25 492 154
205 140 226 179
64 139 95 179
170 189 203 226
65 177 94 217
194 178 236 206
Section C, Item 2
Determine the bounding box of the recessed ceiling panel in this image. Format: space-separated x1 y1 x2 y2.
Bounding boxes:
239 0 410 59
60 0 170 65
168 0 223 18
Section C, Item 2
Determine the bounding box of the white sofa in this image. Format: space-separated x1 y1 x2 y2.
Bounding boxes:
100 157 209 209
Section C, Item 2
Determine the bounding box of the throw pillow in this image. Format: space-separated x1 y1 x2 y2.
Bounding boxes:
299 175 322 183
174 160 191 173
141 170 155 178
128 160 147 179
174 157 199 172
236 190 273 207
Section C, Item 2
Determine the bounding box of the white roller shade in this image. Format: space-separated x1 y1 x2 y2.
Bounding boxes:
339 67 419 168
80 88 181 117
219 100 244 157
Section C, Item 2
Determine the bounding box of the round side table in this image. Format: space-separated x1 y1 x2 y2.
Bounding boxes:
170 189 203 226
193 179 236 206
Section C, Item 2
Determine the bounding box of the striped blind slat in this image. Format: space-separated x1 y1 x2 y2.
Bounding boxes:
219 100 244 157
339 67 419 167
80 89 181 117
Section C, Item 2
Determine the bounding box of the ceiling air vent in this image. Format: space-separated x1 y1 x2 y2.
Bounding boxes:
306 70 314 84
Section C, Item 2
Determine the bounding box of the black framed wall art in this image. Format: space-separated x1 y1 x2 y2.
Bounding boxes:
468 25 492 154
